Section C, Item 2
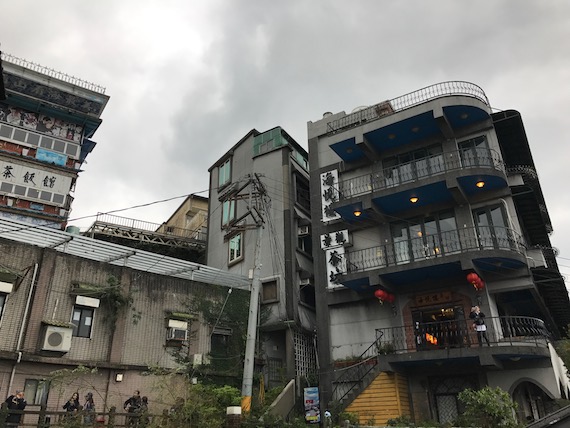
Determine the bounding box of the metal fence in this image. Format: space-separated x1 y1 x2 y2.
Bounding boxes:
345 226 526 273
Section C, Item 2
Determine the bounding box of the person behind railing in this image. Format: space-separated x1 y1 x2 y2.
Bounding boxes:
470 306 490 347
4 390 26 427
62 392 80 422
83 392 96 425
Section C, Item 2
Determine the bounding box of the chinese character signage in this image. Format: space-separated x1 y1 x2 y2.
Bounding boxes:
320 170 340 222
320 229 349 250
0 159 72 196
304 387 320 424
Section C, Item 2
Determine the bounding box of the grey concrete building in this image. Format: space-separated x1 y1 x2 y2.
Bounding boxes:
0 217 249 423
206 127 316 391
307 82 570 425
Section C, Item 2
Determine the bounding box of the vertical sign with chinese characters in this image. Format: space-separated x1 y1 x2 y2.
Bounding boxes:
320 170 340 222
321 229 349 289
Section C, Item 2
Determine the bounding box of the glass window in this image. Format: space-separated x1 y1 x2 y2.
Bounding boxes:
459 136 491 167
222 199 235 227
0 294 6 319
218 158 231 188
71 306 94 338
211 327 232 356
24 379 50 406
228 233 243 264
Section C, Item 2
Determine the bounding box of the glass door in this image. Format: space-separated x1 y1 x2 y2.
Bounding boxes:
474 206 508 250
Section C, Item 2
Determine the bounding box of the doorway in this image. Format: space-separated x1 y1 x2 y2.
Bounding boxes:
412 305 469 349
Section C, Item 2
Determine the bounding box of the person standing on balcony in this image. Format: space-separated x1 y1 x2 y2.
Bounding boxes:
4 390 26 427
470 306 490 346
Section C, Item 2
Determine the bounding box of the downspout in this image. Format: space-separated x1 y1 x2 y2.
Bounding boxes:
7 263 39 394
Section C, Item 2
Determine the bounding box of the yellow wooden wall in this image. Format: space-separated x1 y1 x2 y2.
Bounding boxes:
345 372 410 426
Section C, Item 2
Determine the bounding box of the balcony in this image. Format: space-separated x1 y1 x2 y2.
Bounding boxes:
376 316 549 358
338 148 505 201
345 226 525 274
327 81 489 135
331 316 549 403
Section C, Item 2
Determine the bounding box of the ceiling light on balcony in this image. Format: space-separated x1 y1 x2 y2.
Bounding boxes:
411 126 420 133
388 133 396 140
346 148 353 154
460 113 469 119
476 180 485 188
353 209 362 217
410 197 419 203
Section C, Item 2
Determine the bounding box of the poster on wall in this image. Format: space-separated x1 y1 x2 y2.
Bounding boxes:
304 386 321 424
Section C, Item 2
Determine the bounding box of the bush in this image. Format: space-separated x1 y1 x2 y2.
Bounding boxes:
457 386 522 428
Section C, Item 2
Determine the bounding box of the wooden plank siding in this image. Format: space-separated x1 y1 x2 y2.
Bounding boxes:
345 372 410 426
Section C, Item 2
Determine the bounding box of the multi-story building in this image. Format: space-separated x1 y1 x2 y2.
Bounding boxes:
0 216 250 422
307 82 570 425
0 52 109 229
206 127 316 390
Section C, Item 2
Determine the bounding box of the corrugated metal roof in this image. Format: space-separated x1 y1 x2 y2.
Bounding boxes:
0 218 250 290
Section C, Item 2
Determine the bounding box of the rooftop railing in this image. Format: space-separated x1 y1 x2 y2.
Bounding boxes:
327 81 489 134
1 51 106 94
92 213 207 242
344 226 526 273
337 147 505 200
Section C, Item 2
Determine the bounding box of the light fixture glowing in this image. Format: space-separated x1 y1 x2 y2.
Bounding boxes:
353 210 362 217
388 133 396 140
476 181 485 188
460 113 469 119
410 197 419 203
411 126 420 133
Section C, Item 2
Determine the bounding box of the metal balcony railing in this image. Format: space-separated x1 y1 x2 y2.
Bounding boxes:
327 81 489 134
345 226 526 273
1 51 107 94
337 148 505 200
331 316 549 403
376 316 550 353
92 213 207 242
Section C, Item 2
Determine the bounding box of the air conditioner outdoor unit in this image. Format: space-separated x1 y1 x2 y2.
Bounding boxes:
298 225 310 236
42 325 73 352
167 327 188 341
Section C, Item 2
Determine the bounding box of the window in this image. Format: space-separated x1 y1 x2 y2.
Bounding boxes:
218 158 232 188
72 306 94 338
24 379 50 406
262 280 278 303
295 175 310 212
0 293 7 319
228 233 243 264
221 199 236 227
211 327 232 356
459 136 491 167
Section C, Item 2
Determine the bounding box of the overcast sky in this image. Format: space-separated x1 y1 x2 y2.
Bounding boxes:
2 1 569 281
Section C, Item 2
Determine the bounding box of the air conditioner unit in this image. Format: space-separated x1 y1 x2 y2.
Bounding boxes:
298 225 310 236
300 278 311 286
42 325 73 352
167 327 188 341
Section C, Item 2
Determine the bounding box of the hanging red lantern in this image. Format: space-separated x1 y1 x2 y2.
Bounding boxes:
387 293 396 303
466 272 479 284
473 278 485 290
374 289 389 303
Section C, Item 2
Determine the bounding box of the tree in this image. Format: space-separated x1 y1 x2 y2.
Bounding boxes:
457 386 522 428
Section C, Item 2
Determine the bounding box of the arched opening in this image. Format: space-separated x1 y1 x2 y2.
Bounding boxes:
512 381 556 423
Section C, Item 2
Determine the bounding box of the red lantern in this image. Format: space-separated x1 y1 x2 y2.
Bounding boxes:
466 272 479 284
474 278 485 290
387 293 396 303
374 289 389 302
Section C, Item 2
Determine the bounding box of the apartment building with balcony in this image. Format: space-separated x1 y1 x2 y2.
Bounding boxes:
0 52 109 229
307 82 570 425
206 127 316 390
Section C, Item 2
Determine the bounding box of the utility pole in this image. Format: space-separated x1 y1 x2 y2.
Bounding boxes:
228 174 267 413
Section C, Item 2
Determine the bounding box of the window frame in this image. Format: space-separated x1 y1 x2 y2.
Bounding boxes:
221 198 236 227
228 232 243 264
71 305 95 338
218 158 232 188
261 279 279 304
0 293 6 320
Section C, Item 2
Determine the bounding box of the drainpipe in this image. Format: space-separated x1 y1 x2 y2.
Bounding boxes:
7 263 39 394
